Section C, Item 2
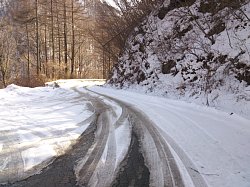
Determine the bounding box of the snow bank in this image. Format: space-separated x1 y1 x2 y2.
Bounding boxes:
46 79 106 88
0 84 93 180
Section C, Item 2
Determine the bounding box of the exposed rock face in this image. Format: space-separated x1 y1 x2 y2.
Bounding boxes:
162 60 176 74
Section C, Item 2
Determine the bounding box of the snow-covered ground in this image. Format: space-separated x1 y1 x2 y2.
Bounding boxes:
47 79 106 88
1 80 250 187
0 81 104 183
89 85 250 187
73 87 131 186
108 0 250 120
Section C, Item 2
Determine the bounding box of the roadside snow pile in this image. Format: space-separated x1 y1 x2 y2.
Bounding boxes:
0 84 93 182
47 79 106 88
108 0 250 119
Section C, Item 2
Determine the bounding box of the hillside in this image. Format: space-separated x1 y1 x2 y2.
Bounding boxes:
108 0 250 119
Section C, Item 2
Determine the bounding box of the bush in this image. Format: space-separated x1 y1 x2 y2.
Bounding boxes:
13 74 47 88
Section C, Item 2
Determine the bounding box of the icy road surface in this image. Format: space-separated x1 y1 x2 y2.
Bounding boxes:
0 80 250 187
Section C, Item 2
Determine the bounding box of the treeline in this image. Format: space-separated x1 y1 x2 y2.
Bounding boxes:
0 0 160 88
93 0 161 79
0 0 99 88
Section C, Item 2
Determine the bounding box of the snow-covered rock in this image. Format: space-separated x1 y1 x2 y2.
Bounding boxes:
108 0 250 119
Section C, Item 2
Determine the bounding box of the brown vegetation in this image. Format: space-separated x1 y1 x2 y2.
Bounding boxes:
0 0 160 88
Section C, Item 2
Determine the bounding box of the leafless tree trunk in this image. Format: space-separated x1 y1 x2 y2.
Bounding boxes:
35 0 40 75
63 0 68 77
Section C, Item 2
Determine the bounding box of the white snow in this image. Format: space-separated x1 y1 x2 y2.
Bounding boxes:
1 79 250 187
108 0 250 120
169 145 195 187
114 119 131 167
0 83 95 176
47 79 106 89
72 86 131 186
22 145 57 171
89 85 250 187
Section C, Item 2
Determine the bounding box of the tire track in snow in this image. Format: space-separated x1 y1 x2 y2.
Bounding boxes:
86 89 184 186
81 89 150 187
142 100 245 179
1 113 98 187
77 111 110 185
89 124 117 187
0 89 98 187
152 103 245 182
84 89 149 187
136 103 208 186
74 88 136 187
0 131 24 184
73 89 117 187
87 88 208 187
1 86 207 187
129 109 184 187
111 130 150 187
1 88 122 187
89 102 131 187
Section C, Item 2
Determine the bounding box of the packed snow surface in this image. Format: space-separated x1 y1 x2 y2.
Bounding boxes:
1 80 250 187
0 82 102 176
72 86 131 186
89 86 250 187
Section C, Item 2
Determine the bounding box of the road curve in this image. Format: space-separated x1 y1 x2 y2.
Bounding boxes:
87 88 207 187
1 87 207 187
74 88 150 187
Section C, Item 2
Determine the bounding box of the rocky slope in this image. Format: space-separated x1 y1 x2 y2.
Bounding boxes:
108 0 250 119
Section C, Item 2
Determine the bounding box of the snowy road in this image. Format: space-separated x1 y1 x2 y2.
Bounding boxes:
1 80 250 187
89 86 250 187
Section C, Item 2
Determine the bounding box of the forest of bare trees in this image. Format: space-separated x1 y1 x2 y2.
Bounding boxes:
0 0 160 88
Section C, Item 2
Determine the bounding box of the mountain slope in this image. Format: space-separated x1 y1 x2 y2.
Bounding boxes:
108 0 250 119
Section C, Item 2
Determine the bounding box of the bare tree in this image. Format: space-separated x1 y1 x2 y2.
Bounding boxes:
0 20 17 87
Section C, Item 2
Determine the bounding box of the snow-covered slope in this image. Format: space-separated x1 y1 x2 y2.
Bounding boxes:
108 0 250 119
